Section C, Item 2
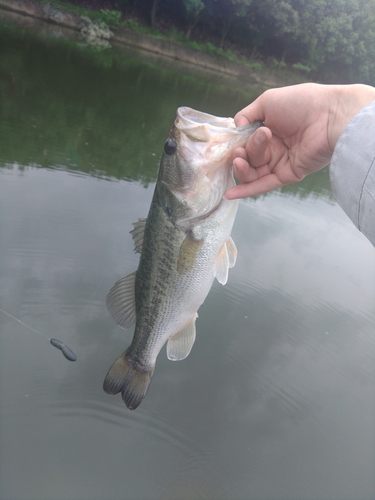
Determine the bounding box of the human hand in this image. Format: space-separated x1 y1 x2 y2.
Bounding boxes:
226 83 375 199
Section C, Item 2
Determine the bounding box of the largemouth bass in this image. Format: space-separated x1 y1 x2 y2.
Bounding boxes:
103 107 261 409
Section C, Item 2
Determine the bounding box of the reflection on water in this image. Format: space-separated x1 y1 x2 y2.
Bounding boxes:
1 18 375 500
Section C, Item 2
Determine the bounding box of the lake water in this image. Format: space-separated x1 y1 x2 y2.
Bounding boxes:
0 17 374 500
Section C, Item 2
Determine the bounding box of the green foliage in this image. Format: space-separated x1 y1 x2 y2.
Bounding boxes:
168 27 188 43
297 0 375 82
222 49 237 62
204 42 218 55
271 59 287 69
100 9 122 26
38 0 375 84
292 63 311 73
121 18 165 38
247 61 263 71
122 18 141 31
39 0 102 20
183 0 204 20
182 0 204 38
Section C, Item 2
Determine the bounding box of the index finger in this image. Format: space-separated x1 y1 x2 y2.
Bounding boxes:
225 173 285 199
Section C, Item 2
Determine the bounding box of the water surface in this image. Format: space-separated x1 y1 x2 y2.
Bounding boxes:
0 19 374 500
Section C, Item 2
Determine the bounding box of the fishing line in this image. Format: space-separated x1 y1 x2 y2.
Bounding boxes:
0 308 77 361
0 309 50 340
0 274 107 363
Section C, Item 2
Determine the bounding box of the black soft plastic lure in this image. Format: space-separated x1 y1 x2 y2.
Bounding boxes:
50 338 77 361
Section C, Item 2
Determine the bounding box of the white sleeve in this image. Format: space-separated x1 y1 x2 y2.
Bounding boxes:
330 100 375 246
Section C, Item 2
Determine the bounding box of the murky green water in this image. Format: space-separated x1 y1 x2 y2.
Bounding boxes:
1 18 374 500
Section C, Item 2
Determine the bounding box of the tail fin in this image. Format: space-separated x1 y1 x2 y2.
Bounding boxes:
103 349 154 410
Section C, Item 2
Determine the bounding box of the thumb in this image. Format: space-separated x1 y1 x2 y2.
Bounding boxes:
234 94 266 127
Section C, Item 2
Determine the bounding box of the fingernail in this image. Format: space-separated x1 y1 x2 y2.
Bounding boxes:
254 130 267 146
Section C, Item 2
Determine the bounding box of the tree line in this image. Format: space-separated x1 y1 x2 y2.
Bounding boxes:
69 0 375 84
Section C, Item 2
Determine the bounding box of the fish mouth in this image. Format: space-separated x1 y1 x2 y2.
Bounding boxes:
176 107 236 143
165 107 262 228
171 107 262 220
175 107 262 165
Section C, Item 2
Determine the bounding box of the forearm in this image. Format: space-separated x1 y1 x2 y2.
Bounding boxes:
330 98 375 246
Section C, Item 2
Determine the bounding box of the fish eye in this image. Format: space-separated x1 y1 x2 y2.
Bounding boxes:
164 138 177 155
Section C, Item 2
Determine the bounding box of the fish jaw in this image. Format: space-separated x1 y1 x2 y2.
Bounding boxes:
161 107 262 221
175 106 262 167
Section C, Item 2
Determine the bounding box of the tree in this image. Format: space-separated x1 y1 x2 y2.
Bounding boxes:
183 0 205 39
151 0 160 28
297 0 375 82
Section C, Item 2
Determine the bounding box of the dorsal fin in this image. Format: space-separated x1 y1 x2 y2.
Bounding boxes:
106 272 136 329
166 315 197 361
130 218 146 254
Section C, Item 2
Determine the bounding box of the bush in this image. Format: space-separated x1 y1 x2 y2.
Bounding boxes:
247 61 263 71
292 62 312 73
100 9 122 26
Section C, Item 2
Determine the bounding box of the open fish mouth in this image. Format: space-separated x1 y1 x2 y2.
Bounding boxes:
175 106 262 163
170 107 262 218
175 107 236 141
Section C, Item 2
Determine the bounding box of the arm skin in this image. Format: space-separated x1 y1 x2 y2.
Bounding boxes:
225 83 375 200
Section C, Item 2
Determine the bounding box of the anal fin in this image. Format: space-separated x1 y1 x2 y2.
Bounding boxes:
167 315 197 361
226 236 238 268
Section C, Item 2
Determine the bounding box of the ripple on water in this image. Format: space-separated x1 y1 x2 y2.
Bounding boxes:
51 395 222 498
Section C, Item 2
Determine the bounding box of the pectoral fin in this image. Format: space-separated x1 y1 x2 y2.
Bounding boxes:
167 315 197 361
130 218 147 254
177 233 204 274
214 237 237 285
106 272 136 329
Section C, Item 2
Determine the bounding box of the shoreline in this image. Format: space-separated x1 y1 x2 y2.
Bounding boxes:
0 0 303 89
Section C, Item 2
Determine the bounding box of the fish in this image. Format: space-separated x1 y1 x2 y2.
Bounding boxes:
103 107 261 409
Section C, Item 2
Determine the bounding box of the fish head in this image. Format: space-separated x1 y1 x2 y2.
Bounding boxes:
158 107 262 225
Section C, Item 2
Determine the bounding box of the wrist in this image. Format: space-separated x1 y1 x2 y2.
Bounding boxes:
328 84 375 150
